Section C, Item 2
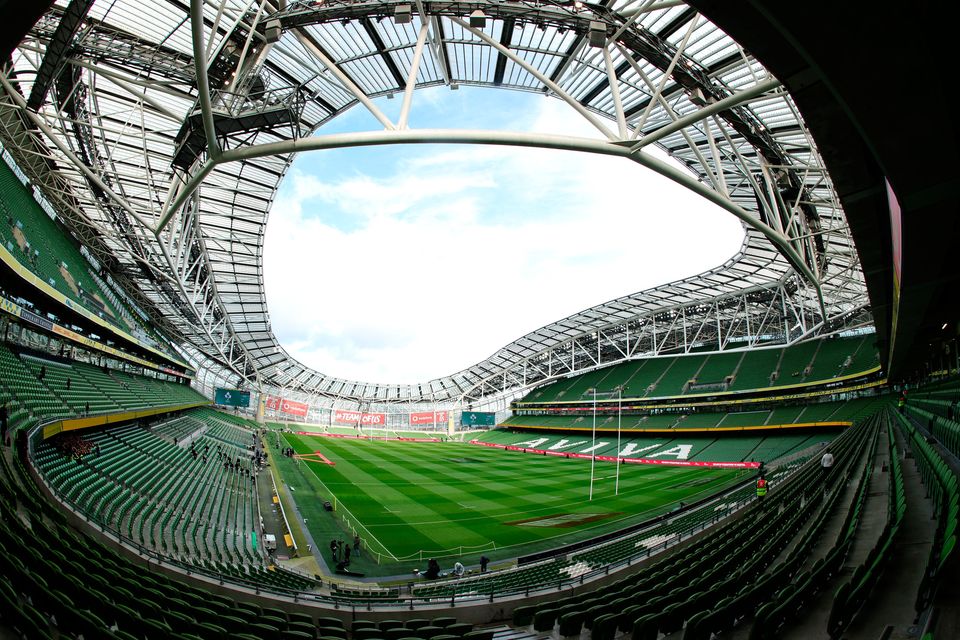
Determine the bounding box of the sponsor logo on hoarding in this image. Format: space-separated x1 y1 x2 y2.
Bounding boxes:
334 409 386 425
409 411 448 425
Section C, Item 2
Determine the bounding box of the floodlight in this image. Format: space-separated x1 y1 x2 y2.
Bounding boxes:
264 19 282 44
395 4 412 24
469 9 487 28
588 21 606 47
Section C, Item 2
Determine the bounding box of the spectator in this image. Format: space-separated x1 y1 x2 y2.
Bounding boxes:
756 475 768 502
425 558 440 580
452 561 465 578
344 544 351 565
480 555 489 573
820 449 834 472
39 365 46 381
330 539 338 562
353 534 361 558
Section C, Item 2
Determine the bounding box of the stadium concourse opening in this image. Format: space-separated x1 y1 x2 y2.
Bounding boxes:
1 2 959 640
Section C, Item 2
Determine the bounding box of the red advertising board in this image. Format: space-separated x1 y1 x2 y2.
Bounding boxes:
333 409 386 426
279 398 309 417
265 395 309 417
409 411 448 426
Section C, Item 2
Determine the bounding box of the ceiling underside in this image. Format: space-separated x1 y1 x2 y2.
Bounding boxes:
0 0 870 403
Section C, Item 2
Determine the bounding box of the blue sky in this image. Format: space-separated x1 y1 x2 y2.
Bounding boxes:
263 86 744 384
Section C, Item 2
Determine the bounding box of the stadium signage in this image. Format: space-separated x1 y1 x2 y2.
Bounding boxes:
333 409 386 426
296 431 440 443
469 440 760 469
265 395 309 417
409 411 448 425
0 294 189 379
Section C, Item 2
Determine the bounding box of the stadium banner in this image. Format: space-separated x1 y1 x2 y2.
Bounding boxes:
469 440 760 469
265 395 309 417
296 431 441 443
214 388 250 407
333 409 386 426
0 294 190 379
461 411 497 427
409 410 448 426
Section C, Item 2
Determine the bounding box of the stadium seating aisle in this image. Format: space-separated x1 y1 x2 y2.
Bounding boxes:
894 409 959 617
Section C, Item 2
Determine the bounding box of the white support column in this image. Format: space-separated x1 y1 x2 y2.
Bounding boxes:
602 45 628 139
398 23 430 130
190 0 222 159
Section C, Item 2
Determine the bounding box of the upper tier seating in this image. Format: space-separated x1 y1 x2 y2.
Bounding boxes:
0 342 206 437
518 335 879 405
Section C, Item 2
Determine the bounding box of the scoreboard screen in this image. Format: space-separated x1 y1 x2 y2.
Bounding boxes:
214 388 250 407
461 411 496 427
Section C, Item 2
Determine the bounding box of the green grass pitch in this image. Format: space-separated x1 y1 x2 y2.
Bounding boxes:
273 432 746 576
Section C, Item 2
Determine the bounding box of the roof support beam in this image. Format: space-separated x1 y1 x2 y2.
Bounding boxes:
190 0 222 160
27 0 93 111
0 72 154 232
630 76 781 151
361 18 406 89
449 17 617 142
291 28 395 130
493 18 515 85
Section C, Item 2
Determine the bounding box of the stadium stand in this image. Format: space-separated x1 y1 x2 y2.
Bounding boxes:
502 396 884 432
0 342 205 432
515 335 880 406
0 158 173 357
34 409 260 567
509 411 880 639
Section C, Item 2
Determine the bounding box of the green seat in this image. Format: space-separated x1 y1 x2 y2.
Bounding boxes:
288 621 318 637
385 628 409 640
532 609 558 633
405 619 430 630
316 616 344 629
418 626 445 639
354 627 384 640
379 620 404 632
317 625 347 639
353 620 378 633
443 623 472 637
431 617 457 629
511 606 535 627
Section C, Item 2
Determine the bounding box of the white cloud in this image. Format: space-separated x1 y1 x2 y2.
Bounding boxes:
263 92 744 384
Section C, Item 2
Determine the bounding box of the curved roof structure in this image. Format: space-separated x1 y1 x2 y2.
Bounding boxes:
0 0 870 405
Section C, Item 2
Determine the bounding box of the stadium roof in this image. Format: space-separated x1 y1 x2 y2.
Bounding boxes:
0 0 872 404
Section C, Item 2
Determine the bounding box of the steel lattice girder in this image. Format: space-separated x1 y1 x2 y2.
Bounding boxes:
0 0 867 404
